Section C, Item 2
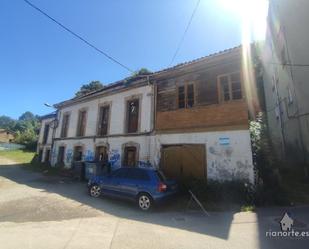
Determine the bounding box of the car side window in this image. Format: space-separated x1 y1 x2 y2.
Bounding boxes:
111 168 128 178
127 169 150 181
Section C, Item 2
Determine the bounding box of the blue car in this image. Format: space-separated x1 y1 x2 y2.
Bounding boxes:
87 167 178 211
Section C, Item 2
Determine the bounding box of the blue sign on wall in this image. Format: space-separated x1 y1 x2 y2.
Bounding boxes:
219 137 230 145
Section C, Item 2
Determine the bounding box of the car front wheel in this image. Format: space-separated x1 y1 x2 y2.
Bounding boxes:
89 184 101 198
137 193 153 211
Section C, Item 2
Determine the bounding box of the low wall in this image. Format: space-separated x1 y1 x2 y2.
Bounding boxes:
0 143 25 151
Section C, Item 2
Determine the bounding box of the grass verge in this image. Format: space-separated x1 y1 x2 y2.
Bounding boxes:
0 150 35 164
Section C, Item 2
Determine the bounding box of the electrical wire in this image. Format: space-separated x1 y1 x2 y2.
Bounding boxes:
169 0 201 66
23 0 134 73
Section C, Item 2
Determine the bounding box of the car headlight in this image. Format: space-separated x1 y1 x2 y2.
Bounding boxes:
87 179 92 186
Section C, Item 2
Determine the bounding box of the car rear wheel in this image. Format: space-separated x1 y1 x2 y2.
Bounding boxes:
89 184 101 198
137 193 153 211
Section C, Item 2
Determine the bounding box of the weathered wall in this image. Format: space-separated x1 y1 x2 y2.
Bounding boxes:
151 130 254 183
52 135 152 169
55 85 153 139
156 101 248 131
37 117 55 162
50 84 153 167
52 130 254 183
262 0 309 162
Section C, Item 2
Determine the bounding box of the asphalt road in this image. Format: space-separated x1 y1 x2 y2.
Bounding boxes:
0 156 309 249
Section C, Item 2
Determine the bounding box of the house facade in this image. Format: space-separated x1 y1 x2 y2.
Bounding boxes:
37 113 56 163
38 47 255 183
152 46 254 182
0 129 15 143
51 77 154 169
262 0 309 167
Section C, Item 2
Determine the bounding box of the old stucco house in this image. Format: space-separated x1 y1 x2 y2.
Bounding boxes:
262 0 309 170
38 46 255 183
37 113 57 163
0 129 15 143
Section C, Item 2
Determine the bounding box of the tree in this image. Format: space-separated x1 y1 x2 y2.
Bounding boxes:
132 68 152 77
75 81 104 97
0 112 40 150
19 111 35 121
0 116 16 131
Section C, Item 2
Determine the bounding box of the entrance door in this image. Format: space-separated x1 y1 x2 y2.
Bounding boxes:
161 144 206 181
124 146 137 167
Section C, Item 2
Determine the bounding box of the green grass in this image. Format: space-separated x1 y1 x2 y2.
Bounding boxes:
0 150 35 164
0 149 63 176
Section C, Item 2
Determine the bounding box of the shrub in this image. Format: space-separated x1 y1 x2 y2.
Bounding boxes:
186 179 256 206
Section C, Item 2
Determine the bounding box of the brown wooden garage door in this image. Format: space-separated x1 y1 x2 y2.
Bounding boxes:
161 144 206 181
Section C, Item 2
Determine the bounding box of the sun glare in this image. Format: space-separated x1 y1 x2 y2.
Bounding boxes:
219 0 269 41
218 0 269 117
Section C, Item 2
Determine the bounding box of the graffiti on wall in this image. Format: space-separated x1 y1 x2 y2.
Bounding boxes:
137 161 153 168
109 149 120 167
84 150 94 161
65 149 73 163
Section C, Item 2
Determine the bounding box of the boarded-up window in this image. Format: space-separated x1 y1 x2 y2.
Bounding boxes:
73 146 83 161
97 106 110 136
127 99 139 133
124 146 137 167
95 146 108 163
61 114 70 138
76 110 87 137
219 72 242 102
57 146 65 165
177 84 195 109
42 124 49 144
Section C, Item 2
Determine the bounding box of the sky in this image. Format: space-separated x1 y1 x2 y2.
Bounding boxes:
0 0 268 119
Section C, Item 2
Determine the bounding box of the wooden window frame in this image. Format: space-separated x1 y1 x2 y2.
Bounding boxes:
60 113 70 138
96 103 111 136
217 71 243 103
76 108 88 137
176 82 196 109
124 95 142 134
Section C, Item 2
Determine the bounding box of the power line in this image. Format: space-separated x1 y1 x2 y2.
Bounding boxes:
22 0 134 73
169 0 201 66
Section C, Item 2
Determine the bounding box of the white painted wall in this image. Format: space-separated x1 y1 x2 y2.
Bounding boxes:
37 117 55 162
55 85 153 139
152 130 254 183
38 117 54 146
52 130 254 183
